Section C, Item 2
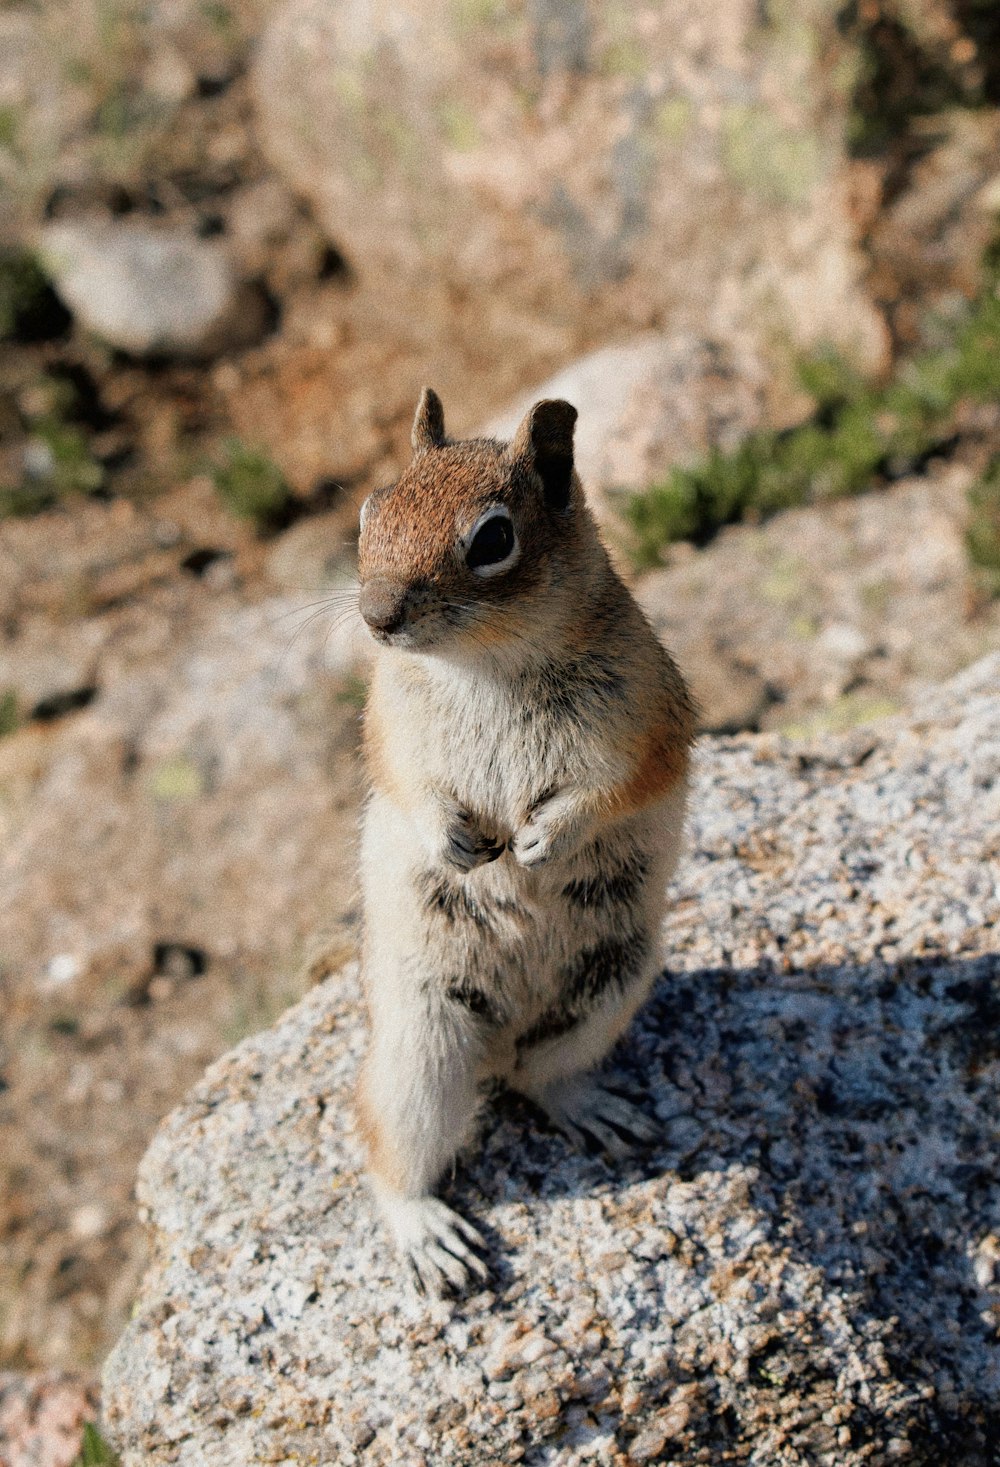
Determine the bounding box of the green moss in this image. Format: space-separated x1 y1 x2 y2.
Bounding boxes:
211 439 291 530
721 105 823 205
859 577 894 615
601 38 646 77
654 96 693 141
967 458 1000 596
947 292 1000 400
73 1423 120 1467
626 250 1000 567
780 693 900 740
452 0 513 31
1 364 107 518
791 613 820 640
150 756 203 802
30 420 105 496
200 0 236 38
0 250 50 340
761 554 806 606
0 483 55 518
0 691 18 739
438 99 481 152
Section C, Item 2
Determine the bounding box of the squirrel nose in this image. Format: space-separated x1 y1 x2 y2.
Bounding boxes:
359 578 407 634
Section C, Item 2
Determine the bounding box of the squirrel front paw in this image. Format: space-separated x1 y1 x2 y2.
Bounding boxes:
387 1195 489 1297
443 806 504 873
511 787 586 868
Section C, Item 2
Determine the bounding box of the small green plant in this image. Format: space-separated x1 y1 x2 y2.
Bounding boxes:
30 420 105 496
200 0 236 38
0 691 18 738
2 423 105 518
625 388 893 565
626 248 1000 566
211 438 291 530
73 1422 120 1467
0 249 51 340
1 367 106 518
967 458 1000 597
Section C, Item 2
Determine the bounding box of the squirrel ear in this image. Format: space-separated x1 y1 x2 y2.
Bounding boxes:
510 398 578 511
412 387 446 453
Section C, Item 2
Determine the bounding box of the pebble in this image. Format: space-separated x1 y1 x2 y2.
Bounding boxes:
39 220 239 357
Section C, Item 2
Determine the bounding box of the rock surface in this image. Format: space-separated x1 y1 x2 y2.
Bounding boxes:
0 1373 97 1467
103 656 1000 1465
2 471 996 1373
39 220 247 356
482 334 772 531
255 0 887 370
636 467 1000 734
0 573 365 993
0 497 365 1372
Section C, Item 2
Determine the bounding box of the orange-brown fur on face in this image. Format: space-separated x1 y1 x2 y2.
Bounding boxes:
359 442 514 584
358 437 580 654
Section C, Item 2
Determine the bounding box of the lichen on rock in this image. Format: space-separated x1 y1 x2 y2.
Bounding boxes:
102 656 1000 1465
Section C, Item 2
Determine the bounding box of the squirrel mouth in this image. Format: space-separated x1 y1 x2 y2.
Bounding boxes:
368 622 422 649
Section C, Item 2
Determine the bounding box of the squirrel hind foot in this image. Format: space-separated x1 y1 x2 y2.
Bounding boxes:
533 1075 660 1159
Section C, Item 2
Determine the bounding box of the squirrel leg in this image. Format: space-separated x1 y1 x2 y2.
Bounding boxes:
357 998 489 1295
511 964 660 1158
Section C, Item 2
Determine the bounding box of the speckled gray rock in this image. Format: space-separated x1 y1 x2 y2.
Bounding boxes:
103 656 1000 1466
39 220 243 356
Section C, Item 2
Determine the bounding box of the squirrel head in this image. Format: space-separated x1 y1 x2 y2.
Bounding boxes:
357 387 582 655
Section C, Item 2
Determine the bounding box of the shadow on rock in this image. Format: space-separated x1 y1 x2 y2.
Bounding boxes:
452 950 1000 1462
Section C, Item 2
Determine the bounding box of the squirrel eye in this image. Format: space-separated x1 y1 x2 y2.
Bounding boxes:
466 510 517 575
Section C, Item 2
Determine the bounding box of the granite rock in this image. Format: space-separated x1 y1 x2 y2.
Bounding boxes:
254 0 887 372
39 220 250 357
103 655 1000 1465
635 468 1000 735
481 334 771 533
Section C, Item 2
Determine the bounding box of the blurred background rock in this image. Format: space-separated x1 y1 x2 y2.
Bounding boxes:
0 1 999 1462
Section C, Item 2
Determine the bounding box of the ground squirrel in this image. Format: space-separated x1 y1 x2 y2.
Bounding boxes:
356 388 695 1293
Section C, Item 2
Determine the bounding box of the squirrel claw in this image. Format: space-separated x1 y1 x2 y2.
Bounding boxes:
444 809 503 872
511 792 573 868
535 1077 659 1158
390 1196 489 1297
